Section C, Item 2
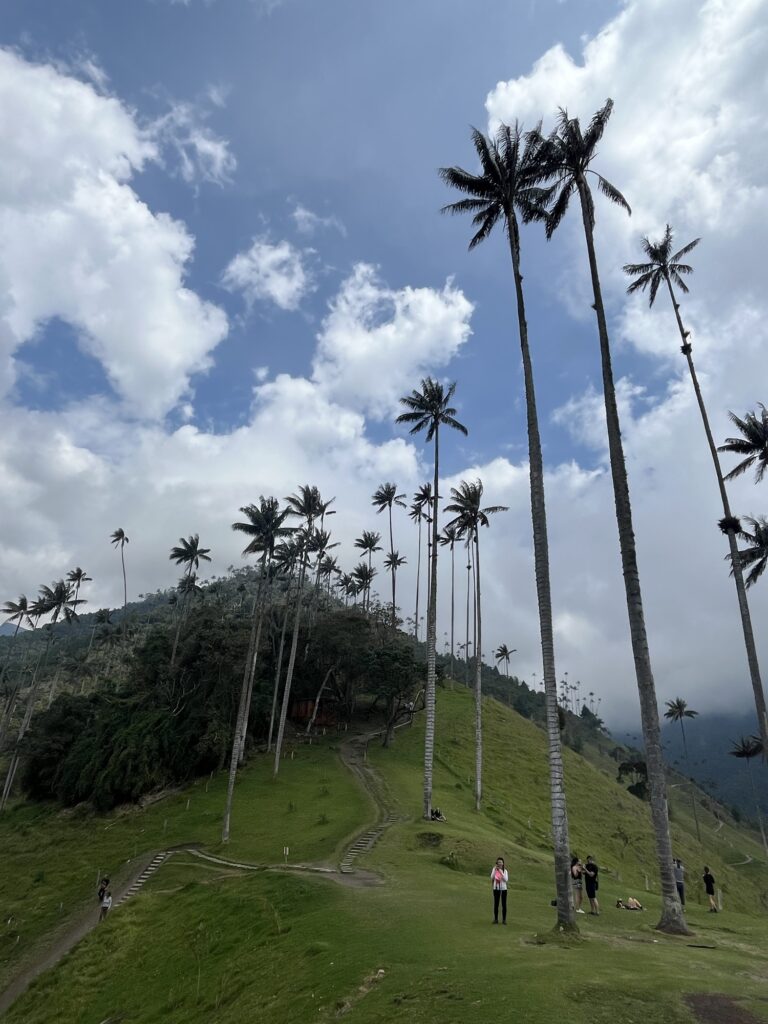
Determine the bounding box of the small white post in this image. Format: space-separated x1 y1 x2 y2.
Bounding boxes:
283 846 289 865
186 798 190 810
717 888 723 911
644 873 649 892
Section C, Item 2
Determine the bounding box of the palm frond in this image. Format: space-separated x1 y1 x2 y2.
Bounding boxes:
594 173 631 214
671 238 700 262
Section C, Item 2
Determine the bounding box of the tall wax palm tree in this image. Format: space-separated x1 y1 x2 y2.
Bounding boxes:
110 528 129 635
273 486 324 775
267 538 301 752
439 524 461 680
354 531 382 610
372 483 406 627
538 99 686 933
729 736 768 856
624 228 768 754
382 551 406 621
222 497 292 841
730 517 768 590
441 121 579 927
66 567 92 609
414 483 435 614
663 698 701 843
168 534 211 668
444 480 508 812
397 381 468 819
495 644 516 679
408 495 428 639
464 532 474 687
352 562 377 610
719 404 768 484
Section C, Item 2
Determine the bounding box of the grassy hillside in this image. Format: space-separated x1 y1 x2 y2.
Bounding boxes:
1 689 767 1024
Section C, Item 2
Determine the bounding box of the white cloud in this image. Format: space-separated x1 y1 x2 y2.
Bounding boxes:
291 203 346 238
151 100 236 186
312 264 473 419
482 0 768 723
222 237 313 311
0 48 228 419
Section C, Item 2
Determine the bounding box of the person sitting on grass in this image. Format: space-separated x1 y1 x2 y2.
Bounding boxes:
616 897 644 910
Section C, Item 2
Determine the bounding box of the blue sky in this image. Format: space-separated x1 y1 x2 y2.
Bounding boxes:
0 0 766 726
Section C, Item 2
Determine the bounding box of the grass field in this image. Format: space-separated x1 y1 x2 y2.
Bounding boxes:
1 689 767 1023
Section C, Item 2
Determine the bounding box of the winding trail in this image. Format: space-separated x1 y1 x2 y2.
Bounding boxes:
0 728 402 1018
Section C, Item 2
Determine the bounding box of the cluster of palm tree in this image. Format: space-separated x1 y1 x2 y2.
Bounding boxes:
0 576 86 809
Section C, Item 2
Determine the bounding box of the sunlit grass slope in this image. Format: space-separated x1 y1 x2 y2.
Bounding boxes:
3 689 768 1024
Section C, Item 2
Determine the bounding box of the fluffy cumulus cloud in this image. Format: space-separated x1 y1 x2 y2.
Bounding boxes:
0 48 228 419
312 264 473 419
222 237 314 311
482 0 768 721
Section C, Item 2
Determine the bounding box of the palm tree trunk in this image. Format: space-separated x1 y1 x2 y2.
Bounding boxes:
422 428 440 819
465 541 471 687
678 719 701 843
268 583 293 752
414 517 422 640
305 666 334 735
577 181 687 934
238 559 273 764
665 276 768 754
0 631 52 811
121 545 128 638
0 620 22 688
450 540 455 680
170 563 193 668
388 506 396 627
520 247 562 791
473 532 483 812
273 548 310 776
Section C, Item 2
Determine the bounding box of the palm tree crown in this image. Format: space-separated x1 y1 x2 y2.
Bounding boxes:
2 596 30 630
110 528 129 549
729 735 763 761
444 480 509 535
372 483 406 515
718 404 768 483
232 497 293 558
169 534 212 573
439 121 550 247
623 224 699 307
730 516 768 589
663 698 698 724
537 99 631 238
397 378 468 443
354 531 382 561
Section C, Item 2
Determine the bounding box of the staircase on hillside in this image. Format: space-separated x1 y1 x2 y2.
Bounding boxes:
339 736 400 874
115 851 173 907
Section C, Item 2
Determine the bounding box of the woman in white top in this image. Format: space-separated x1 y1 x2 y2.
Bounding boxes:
99 891 113 922
490 857 508 924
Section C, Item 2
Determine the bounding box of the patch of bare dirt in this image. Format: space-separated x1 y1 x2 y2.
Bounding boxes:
685 994 765 1024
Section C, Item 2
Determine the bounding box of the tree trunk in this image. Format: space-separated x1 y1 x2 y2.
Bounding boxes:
388 506 396 628
665 275 768 754
305 666 335 735
121 545 128 638
577 181 687 934
507 213 581 929
170 563 193 669
273 547 310 776
238 559 273 764
414 517 422 640
449 540 455 680
422 428 440 820
268 585 293 752
465 539 472 687
473 533 483 811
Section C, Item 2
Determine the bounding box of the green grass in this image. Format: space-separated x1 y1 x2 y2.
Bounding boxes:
0 742 370 990
3 690 768 1024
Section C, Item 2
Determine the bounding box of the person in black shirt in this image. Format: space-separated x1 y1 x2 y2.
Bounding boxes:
584 855 600 915
703 867 717 912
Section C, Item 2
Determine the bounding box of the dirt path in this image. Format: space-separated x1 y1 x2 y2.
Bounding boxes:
0 729 401 1017
685 993 766 1024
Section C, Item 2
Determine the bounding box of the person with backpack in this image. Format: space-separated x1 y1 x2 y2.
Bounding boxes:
490 857 508 925
584 855 600 915
703 867 717 912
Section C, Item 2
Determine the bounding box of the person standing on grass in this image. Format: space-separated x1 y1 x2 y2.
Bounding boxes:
584 855 600 915
673 859 685 906
97 876 110 904
99 890 113 923
571 856 585 914
703 867 718 912
490 857 508 925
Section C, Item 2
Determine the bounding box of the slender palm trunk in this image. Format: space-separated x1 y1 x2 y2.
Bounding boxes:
678 719 701 843
423 428 440 819
665 276 768 754
507 214 583 929
121 546 128 637
449 540 455 679
414 517 422 640
577 182 687 933
473 532 483 811
306 666 334 735
0 620 21 688
274 544 311 776
268 580 293 752
465 541 472 687
745 759 768 857
388 506 396 627
170 563 194 668
238 559 274 764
